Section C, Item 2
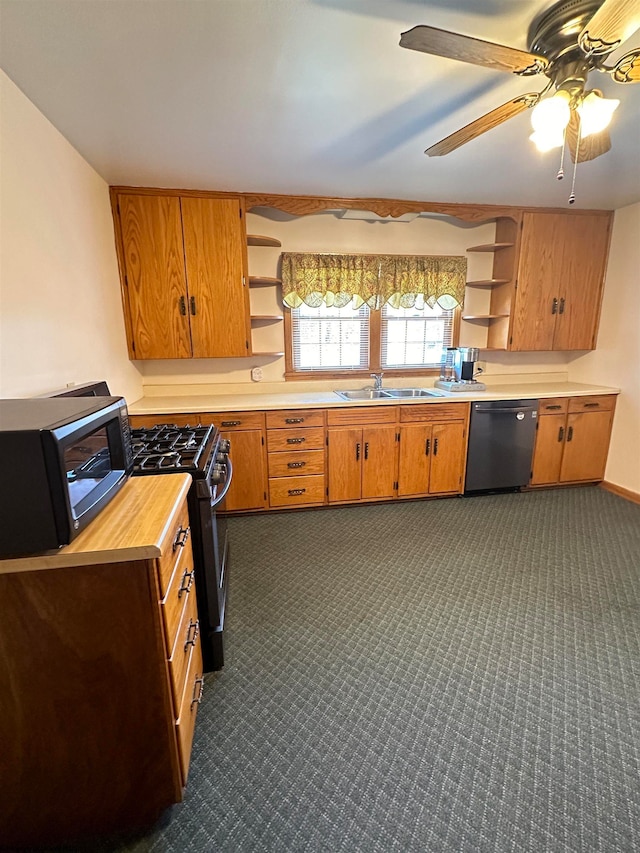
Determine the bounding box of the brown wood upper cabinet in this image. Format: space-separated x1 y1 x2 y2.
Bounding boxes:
115 193 252 359
509 212 612 351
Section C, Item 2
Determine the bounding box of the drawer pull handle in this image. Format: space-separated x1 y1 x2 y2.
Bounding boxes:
433 437 439 456
584 402 599 408
551 297 558 315
567 426 574 442
425 438 430 456
173 525 190 551
364 441 369 460
184 618 200 651
288 461 306 468
546 405 562 410
285 417 304 424
221 420 241 427
190 296 197 315
558 426 564 442
558 297 565 315
356 442 360 461
190 676 204 711
179 295 187 316
288 488 306 496
178 568 194 598
287 437 306 444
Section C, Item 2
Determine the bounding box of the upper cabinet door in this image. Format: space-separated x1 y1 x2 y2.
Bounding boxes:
118 194 192 359
180 197 251 358
552 213 611 351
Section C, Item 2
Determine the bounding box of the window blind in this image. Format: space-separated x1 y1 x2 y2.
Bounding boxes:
381 301 455 369
291 303 370 371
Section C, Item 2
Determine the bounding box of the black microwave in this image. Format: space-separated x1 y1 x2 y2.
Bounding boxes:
0 396 133 557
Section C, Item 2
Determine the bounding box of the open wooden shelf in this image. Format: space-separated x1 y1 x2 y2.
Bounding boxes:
466 242 514 253
466 279 510 287
247 235 282 248
250 314 284 323
461 314 510 320
249 276 282 287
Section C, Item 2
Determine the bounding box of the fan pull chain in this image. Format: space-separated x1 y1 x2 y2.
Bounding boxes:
568 112 582 205
556 128 567 181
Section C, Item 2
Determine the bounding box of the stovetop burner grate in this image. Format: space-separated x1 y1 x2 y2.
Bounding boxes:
130 424 216 475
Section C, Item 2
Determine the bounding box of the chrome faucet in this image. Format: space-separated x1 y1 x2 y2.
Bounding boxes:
371 372 384 391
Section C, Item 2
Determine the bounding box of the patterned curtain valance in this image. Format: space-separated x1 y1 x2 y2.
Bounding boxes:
281 252 467 310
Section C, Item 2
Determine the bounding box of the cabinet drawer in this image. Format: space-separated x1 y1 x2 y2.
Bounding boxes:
568 395 616 413
538 398 568 415
266 409 325 429
213 411 265 430
175 638 204 783
267 426 325 452
327 406 397 426
268 475 325 507
161 536 196 655
400 403 468 423
268 449 325 478
168 586 199 707
158 501 191 598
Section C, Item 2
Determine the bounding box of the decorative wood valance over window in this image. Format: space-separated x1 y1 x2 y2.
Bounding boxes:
281 252 467 311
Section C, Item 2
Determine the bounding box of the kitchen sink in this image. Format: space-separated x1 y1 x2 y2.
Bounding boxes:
334 387 444 401
334 389 388 400
382 388 444 398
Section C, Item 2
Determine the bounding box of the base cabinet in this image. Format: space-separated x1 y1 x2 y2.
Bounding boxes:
327 425 398 502
398 421 467 496
531 396 616 486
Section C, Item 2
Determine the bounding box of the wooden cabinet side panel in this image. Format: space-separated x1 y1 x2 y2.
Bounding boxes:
530 414 567 485
181 197 251 358
429 421 466 494
362 426 398 499
553 213 612 350
560 410 614 482
220 429 267 511
0 561 180 849
510 212 563 351
118 194 192 360
328 428 362 502
398 424 432 497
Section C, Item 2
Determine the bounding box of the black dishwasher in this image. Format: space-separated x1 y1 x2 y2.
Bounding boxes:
465 399 538 494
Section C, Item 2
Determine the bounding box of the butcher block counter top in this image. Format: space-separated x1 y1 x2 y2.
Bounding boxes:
0 474 192 574
128 381 619 416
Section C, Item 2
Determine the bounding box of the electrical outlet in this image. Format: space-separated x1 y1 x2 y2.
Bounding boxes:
251 367 263 382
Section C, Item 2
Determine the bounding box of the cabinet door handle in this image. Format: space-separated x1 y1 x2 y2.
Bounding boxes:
173 525 190 551
287 437 305 444
178 568 194 598
356 442 360 461
551 297 558 315
558 426 564 442
425 438 430 456
221 420 241 427
558 297 565 315
190 676 204 711
567 426 574 442
433 438 439 456
287 461 306 469
184 619 200 651
285 417 304 424
179 295 187 316
288 488 306 496
190 296 197 315
364 442 369 460
546 405 562 410
584 402 599 408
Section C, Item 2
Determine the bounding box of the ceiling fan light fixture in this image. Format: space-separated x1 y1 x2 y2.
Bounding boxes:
530 128 565 152
577 90 620 137
530 89 571 152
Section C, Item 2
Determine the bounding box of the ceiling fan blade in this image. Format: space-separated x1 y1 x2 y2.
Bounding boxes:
425 94 539 157
400 26 547 76
565 110 612 163
579 0 640 54
608 47 640 81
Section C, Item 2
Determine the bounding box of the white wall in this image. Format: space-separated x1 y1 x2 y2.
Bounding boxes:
0 71 142 402
569 202 640 494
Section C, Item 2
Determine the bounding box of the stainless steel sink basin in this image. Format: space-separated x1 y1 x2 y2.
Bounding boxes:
382 388 444 398
334 389 388 401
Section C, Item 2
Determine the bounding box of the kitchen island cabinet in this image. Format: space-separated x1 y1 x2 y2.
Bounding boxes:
114 192 251 360
0 475 203 850
530 395 616 486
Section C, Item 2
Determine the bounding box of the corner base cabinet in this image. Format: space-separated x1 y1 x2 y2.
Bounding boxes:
0 475 203 850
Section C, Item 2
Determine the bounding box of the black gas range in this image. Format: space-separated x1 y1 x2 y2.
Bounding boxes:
130 424 232 671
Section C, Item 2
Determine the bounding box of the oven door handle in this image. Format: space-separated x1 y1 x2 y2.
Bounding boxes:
210 457 233 509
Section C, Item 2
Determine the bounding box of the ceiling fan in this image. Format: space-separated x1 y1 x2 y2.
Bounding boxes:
400 0 640 167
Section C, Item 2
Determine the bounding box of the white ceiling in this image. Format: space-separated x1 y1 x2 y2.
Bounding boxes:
1 0 639 209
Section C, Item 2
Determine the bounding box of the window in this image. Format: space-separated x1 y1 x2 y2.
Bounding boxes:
286 300 457 377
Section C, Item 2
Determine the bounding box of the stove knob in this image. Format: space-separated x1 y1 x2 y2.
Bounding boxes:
218 438 231 453
216 452 229 464
211 464 226 484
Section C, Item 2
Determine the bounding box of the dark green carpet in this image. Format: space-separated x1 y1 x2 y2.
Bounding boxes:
116 487 639 852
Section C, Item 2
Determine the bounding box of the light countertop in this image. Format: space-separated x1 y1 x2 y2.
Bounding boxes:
127 381 620 415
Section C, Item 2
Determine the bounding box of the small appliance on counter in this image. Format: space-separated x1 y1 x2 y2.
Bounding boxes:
435 347 486 392
0 396 133 557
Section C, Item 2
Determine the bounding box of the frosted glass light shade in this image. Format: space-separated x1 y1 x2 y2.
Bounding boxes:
530 91 571 152
577 91 619 138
